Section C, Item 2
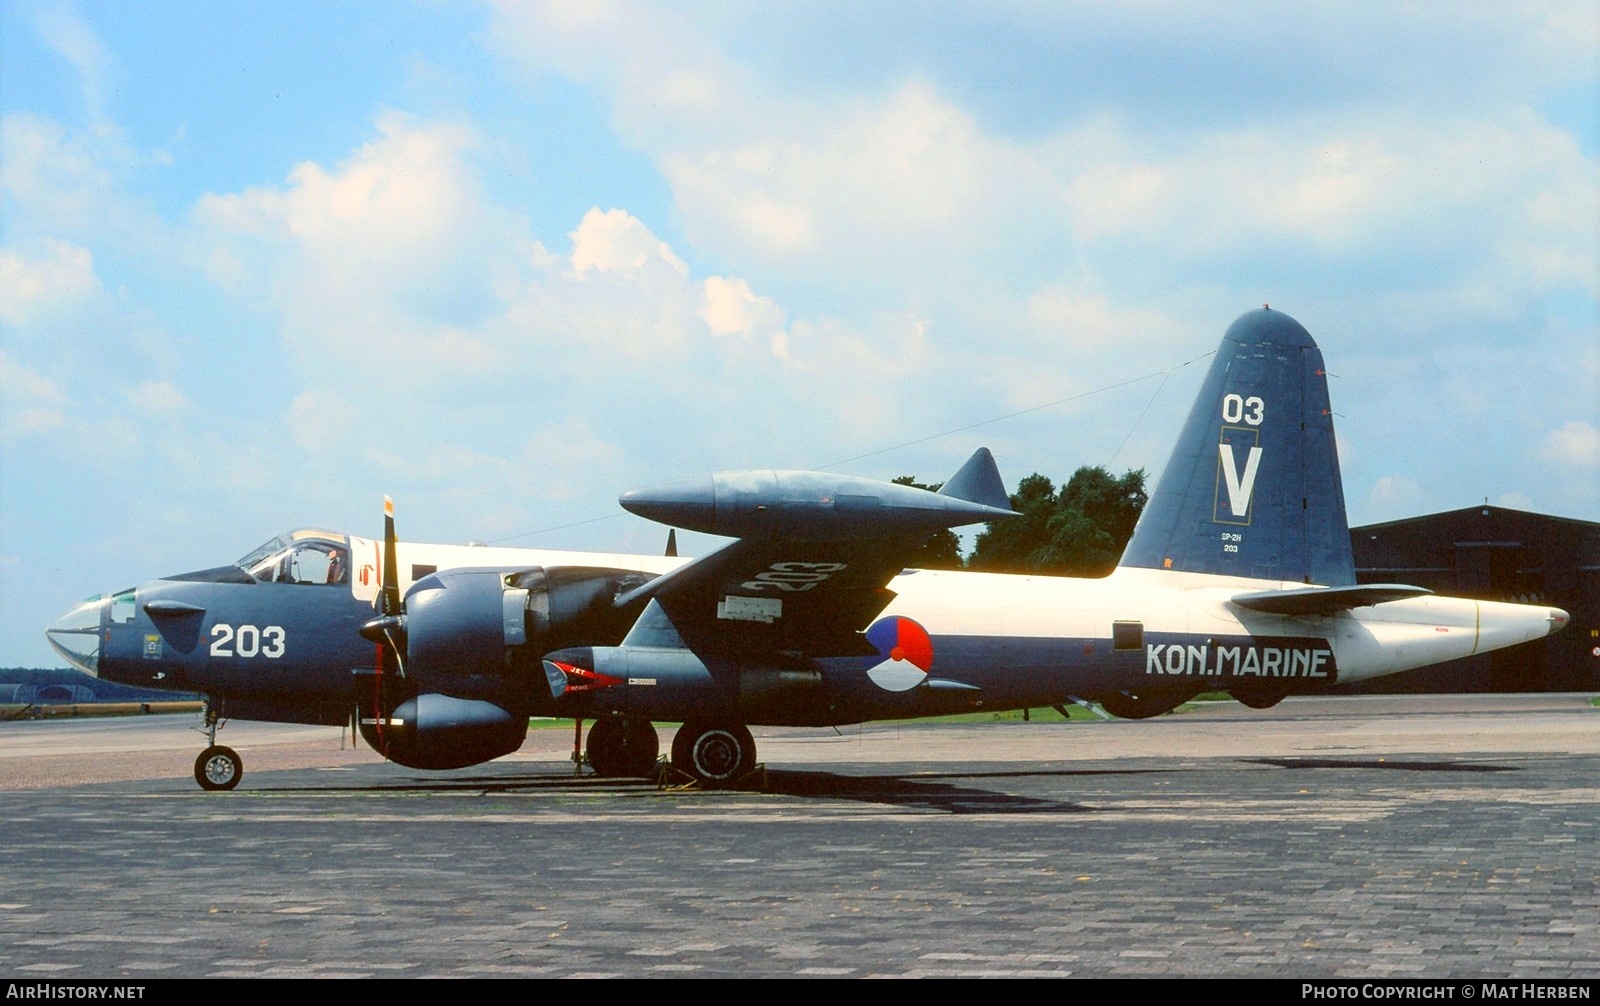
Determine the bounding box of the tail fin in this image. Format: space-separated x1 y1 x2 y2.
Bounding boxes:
1119 308 1355 585
937 448 1013 512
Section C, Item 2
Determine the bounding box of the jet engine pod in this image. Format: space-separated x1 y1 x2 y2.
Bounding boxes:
361 692 526 770
620 469 1016 541
543 644 726 721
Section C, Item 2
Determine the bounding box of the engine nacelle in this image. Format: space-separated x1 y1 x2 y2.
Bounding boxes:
402 565 654 698
404 569 510 701
357 565 656 770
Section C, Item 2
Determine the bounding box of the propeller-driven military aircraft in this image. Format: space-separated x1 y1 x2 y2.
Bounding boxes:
47 309 1569 790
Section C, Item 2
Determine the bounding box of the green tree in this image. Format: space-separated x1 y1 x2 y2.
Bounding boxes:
967 466 1147 576
891 476 964 569
961 472 1058 572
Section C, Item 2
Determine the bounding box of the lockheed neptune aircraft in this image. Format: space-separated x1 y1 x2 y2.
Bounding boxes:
47 309 1569 789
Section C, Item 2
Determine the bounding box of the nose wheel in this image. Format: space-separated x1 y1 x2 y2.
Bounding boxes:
195 745 242 791
193 702 242 791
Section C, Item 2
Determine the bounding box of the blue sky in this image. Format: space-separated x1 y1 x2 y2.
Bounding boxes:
3 1 1596 667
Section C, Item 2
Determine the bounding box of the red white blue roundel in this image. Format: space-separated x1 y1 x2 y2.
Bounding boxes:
864 615 934 692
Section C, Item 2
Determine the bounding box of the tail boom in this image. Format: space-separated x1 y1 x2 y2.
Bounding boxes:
1323 596 1570 684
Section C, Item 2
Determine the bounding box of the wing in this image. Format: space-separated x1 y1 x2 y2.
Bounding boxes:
616 534 925 659
612 449 1015 662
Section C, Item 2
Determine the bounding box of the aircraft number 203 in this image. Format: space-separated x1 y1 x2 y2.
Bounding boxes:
210 623 287 658
741 561 848 592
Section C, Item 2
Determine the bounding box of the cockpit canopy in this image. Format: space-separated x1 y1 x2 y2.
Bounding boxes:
235 529 350 585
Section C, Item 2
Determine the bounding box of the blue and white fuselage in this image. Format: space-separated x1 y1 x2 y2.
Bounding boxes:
46 308 1570 788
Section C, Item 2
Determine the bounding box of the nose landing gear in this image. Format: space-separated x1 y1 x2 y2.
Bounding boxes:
193 703 242 791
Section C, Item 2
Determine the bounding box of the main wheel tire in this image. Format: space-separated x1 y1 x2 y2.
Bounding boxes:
671 721 755 786
586 718 659 778
195 745 242 791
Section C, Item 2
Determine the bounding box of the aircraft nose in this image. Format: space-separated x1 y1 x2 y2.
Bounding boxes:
45 594 110 676
1549 608 1570 634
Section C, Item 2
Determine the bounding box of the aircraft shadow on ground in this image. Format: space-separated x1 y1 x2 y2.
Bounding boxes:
243 764 1183 814
753 768 1110 814
1247 757 1517 773
234 758 1517 812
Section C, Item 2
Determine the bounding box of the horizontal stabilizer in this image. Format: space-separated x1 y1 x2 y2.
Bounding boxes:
1231 583 1433 615
937 448 1013 512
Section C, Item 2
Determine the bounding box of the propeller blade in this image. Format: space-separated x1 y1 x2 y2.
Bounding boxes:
381 495 401 617
355 496 412 757
371 495 407 677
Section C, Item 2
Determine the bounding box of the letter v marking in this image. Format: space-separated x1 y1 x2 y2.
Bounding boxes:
1218 443 1263 518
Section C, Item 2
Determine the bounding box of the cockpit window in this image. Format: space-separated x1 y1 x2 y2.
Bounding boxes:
236 531 349 585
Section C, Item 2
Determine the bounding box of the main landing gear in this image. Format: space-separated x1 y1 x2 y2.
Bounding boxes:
584 717 660 778
671 720 756 786
582 718 759 787
193 703 242 791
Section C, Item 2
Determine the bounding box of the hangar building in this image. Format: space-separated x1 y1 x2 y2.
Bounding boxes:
1348 506 1600 693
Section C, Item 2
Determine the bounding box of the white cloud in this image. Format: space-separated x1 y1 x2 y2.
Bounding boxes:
1334 431 1356 470
0 351 68 440
1497 491 1534 510
1537 421 1600 468
127 380 187 414
1056 111 1599 286
0 240 101 327
1024 288 1185 353
195 112 512 381
480 4 1599 513
1369 474 1422 509
569 207 688 278
699 275 784 343
485 0 759 147
662 82 1040 277
1065 159 1172 242
287 390 361 455
197 111 479 278
520 418 626 502
1 113 124 237
33 5 116 123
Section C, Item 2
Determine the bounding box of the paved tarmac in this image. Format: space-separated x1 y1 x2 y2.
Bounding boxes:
1 695 1596 978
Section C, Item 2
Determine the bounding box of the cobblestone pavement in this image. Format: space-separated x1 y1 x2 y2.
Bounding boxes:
1 696 1596 978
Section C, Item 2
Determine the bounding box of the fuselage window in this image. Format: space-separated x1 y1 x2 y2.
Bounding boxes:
290 541 349 584
241 538 350 585
1112 620 1144 651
